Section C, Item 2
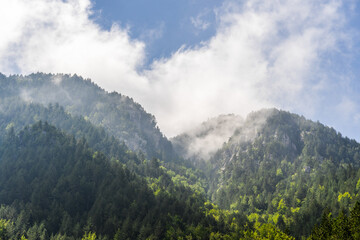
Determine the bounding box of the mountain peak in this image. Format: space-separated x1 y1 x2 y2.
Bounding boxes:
0 72 177 161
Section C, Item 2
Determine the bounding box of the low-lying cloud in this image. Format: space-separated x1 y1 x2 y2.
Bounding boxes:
0 0 358 139
172 114 244 161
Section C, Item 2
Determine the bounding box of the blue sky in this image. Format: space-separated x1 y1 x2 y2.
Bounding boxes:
0 0 359 141
92 0 220 65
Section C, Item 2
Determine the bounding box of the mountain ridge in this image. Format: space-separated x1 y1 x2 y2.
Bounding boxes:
1 72 360 239
0 73 176 162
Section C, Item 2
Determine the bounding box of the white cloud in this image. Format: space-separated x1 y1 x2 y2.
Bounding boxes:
143 0 348 136
0 0 354 138
0 0 148 97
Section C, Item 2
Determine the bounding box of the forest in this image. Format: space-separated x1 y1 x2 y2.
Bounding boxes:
0 73 360 239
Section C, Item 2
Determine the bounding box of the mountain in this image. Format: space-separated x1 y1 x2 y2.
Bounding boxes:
0 122 149 238
0 122 263 240
0 73 175 161
0 73 289 239
175 109 360 237
0 98 145 170
1 71 360 239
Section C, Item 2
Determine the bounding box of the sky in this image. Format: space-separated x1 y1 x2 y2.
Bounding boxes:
0 0 359 141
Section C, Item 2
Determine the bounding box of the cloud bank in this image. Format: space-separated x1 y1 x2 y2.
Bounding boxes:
0 0 358 139
0 0 148 96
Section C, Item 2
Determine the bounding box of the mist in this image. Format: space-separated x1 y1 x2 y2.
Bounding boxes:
172 114 244 161
171 109 282 162
0 0 359 140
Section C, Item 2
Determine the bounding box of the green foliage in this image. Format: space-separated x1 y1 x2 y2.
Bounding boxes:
0 99 137 167
81 232 96 240
1 74 360 240
0 73 177 161
203 109 360 238
308 202 360 239
0 219 10 240
0 122 155 238
0 122 278 240
244 223 294 240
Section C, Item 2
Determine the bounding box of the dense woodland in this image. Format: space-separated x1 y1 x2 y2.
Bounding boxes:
0 73 175 161
0 73 360 239
208 110 360 238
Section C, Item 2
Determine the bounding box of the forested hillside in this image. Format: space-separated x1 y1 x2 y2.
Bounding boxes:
0 98 143 170
177 109 360 238
1 73 360 239
0 122 296 240
0 122 225 239
0 73 175 161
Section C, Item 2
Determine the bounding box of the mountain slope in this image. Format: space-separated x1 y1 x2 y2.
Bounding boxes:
0 98 143 169
0 73 175 161
204 109 360 237
0 122 151 237
0 122 247 239
172 109 360 237
2 71 359 238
